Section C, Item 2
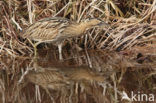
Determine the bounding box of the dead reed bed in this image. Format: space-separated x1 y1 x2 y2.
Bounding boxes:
0 0 156 103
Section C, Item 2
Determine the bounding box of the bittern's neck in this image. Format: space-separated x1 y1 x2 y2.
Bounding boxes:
78 22 94 31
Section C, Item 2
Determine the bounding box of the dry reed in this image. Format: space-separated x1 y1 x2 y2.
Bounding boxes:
0 0 156 103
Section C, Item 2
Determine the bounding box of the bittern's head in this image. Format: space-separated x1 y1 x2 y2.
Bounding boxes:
82 18 108 27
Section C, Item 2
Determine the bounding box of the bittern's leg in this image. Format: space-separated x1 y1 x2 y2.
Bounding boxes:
34 43 40 57
58 43 63 60
27 39 40 57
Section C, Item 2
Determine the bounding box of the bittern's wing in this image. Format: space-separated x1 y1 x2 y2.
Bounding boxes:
26 70 69 85
22 17 71 42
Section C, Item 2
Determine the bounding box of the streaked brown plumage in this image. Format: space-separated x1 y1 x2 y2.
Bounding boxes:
25 66 106 89
22 17 107 59
25 66 107 101
25 69 69 90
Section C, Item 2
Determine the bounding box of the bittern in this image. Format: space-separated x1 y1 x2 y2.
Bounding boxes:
25 66 106 89
25 66 107 102
22 17 107 60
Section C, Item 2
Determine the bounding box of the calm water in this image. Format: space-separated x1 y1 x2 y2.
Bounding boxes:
0 48 155 103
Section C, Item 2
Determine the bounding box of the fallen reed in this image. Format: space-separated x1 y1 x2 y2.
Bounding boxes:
0 0 156 103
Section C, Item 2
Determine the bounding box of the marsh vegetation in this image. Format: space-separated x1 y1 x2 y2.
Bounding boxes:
0 0 156 103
